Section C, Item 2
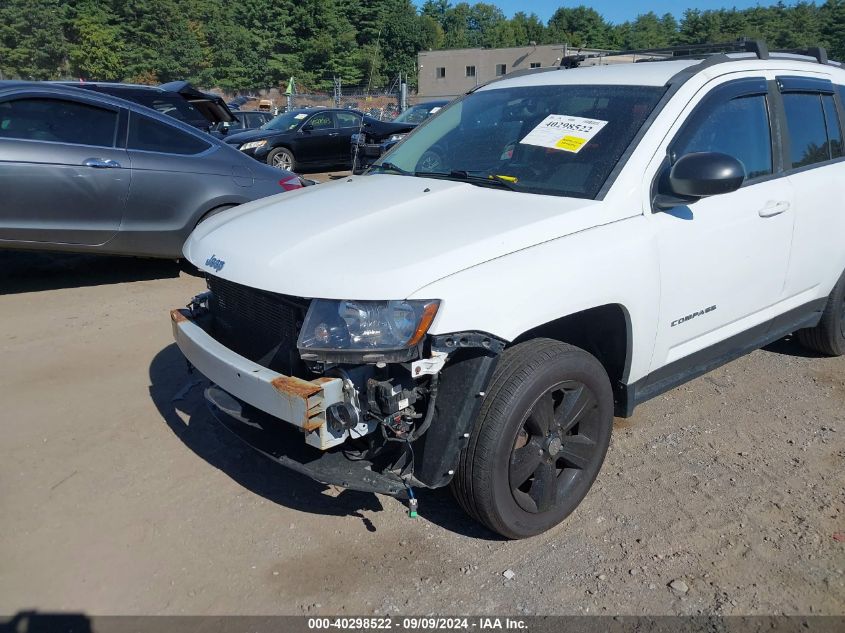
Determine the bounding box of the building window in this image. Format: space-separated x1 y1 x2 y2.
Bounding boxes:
465 65 476 78
496 64 507 76
530 62 542 69
436 67 446 79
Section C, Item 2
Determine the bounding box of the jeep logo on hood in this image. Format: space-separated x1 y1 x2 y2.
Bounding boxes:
205 254 225 272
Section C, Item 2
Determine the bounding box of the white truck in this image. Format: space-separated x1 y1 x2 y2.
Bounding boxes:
171 42 845 538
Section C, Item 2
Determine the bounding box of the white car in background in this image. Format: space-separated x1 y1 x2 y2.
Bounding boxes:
171 42 845 538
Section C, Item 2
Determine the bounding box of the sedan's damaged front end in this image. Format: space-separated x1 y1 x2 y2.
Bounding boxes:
171 275 503 498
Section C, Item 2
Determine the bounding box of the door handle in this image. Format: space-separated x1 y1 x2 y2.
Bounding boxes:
83 158 121 169
328 132 340 137
758 200 790 217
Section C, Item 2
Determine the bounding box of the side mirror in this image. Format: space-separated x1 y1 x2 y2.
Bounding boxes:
301 123 314 132
654 152 745 210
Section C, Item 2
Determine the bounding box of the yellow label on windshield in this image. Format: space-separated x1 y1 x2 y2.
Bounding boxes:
555 136 587 152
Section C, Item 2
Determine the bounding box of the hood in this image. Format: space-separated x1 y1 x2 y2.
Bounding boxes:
362 116 415 135
183 175 609 300
224 128 286 145
158 81 236 123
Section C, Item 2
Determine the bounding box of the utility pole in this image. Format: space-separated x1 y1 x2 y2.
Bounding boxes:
333 76 342 108
400 72 408 112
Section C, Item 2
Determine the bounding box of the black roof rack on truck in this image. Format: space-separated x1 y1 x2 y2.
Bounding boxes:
474 39 839 95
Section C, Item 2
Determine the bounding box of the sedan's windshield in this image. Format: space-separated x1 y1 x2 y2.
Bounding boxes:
375 84 665 199
261 111 306 131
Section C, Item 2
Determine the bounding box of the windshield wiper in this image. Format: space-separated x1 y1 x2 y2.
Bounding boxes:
373 161 411 175
419 170 519 191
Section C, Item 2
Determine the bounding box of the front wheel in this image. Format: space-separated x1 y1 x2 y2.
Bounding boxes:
451 339 613 539
267 147 295 172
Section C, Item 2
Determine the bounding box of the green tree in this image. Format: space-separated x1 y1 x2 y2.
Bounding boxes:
66 1 124 80
547 6 613 48
0 0 67 79
821 0 845 59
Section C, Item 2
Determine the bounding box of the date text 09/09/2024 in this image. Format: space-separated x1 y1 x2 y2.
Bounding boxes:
307 617 528 630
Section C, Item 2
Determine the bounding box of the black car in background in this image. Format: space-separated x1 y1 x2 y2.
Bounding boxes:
351 100 450 173
225 107 366 172
60 80 237 132
209 110 274 138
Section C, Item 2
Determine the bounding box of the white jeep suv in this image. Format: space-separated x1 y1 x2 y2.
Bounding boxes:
171 42 845 538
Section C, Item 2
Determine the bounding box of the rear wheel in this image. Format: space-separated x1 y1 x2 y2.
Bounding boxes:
797 270 845 356
451 339 613 539
267 147 295 172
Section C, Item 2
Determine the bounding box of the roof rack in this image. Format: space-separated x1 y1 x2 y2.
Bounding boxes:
772 46 828 64
559 39 770 68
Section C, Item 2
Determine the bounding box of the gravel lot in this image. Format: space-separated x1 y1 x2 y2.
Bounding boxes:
0 249 843 617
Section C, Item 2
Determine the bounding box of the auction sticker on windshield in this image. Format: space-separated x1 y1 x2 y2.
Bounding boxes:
520 114 608 153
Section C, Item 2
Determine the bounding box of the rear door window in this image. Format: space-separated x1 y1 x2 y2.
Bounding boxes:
782 93 830 168
0 97 117 147
127 112 211 155
821 94 843 159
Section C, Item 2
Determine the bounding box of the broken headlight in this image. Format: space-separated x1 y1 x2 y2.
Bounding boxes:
297 299 439 363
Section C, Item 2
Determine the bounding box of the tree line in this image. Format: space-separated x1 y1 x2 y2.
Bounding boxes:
0 0 843 92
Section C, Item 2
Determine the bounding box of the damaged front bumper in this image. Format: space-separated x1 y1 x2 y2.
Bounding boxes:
171 298 504 496
204 384 408 497
171 308 356 451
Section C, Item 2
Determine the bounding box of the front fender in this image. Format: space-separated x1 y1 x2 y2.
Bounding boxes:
409 216 660 384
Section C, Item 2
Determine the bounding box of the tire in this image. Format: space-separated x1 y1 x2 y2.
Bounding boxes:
451 338 614 539
267 147 295 171
797 269 845 356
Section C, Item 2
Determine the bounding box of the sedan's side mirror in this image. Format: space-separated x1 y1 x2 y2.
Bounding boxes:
301 123 313 132
654 152 745 210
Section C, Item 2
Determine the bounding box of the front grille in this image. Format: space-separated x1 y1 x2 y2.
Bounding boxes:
206 275 311 375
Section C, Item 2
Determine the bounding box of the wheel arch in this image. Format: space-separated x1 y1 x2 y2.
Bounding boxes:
510 303 633 415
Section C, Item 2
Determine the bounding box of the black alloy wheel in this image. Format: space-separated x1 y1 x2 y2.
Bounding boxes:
509 380 601 514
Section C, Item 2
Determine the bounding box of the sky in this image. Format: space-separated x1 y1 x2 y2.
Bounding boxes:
415 1 777 24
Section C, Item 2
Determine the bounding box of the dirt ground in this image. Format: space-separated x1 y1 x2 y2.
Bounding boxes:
0 249 843 617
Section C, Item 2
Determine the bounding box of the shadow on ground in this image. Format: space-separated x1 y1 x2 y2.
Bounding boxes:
762 333 825 359
0 251 180 295
148 343 498 539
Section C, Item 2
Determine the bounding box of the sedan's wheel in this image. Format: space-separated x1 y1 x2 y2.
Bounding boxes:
452 339 613 539
267 148 295 171
797 269 845 356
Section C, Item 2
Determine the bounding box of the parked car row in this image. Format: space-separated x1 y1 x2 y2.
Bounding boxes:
0 73 450 259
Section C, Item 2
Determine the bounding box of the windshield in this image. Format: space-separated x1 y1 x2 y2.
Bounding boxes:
375 84 665 199
261 111 306 131
393 104 442 124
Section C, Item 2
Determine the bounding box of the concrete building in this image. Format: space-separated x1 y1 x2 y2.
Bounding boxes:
417 44 648 98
